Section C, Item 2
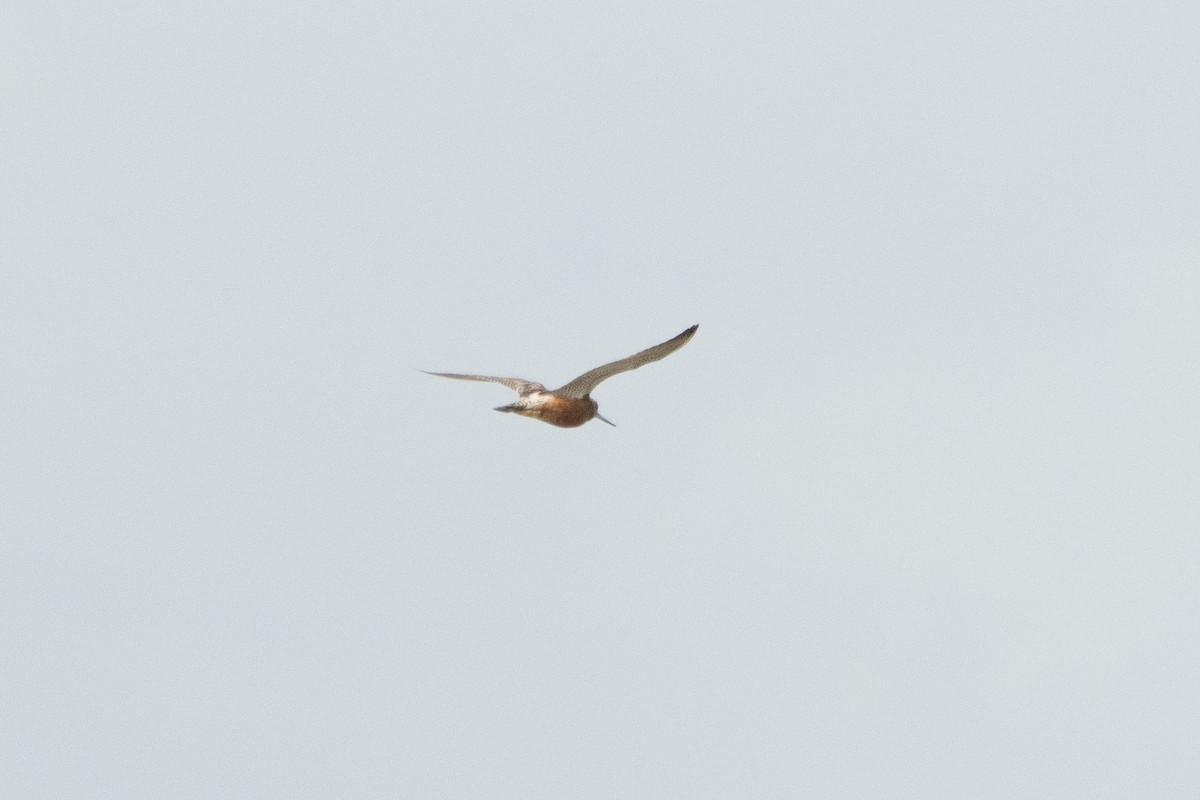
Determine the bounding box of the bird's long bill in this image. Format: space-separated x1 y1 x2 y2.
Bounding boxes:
596 413 616 427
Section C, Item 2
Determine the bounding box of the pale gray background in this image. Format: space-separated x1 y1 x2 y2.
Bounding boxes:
3 2 1198 797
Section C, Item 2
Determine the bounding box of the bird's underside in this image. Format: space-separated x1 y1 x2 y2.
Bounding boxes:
423 324 698 428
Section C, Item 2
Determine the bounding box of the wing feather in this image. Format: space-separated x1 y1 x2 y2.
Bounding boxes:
421 371 546 396
553 324 698 398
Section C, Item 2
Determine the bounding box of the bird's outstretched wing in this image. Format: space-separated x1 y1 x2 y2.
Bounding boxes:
553 324 698 399
421 371 546 396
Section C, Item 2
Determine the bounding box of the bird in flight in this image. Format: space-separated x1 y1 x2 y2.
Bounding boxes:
423 324 698 428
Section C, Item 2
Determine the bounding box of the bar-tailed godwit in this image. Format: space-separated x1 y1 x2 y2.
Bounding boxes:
424 324 698 428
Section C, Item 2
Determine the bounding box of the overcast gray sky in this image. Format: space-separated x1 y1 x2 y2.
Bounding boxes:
3 2 1198 797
